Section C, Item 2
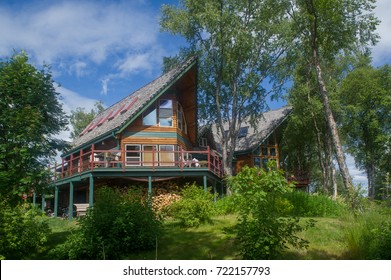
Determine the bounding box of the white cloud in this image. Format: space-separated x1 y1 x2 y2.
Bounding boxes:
116 52 156 75
372 0 391 65
101 78 109 96
53 84 102 147
56 85 100 115
0 1 159 67
69 61 88 78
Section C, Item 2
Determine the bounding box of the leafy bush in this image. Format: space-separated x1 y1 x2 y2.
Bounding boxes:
168 183 215 227
0 203 50 259
214 195 238 215
283 191 347 217
54 187 161 259
229 165 314 259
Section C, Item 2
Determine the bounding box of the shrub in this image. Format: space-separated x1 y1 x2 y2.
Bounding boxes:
0 202 50 259
55 187 161 259
214 195 238 215
168 183 215 227
229 165 314 259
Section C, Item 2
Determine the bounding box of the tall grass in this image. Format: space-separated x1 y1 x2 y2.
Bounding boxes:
283 191 347 217
342 200 391 259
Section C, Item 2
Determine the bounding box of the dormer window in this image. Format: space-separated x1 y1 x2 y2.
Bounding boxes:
238 126 249 138
199 137 208 147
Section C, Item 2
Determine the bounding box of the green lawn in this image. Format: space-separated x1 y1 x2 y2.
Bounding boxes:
44 215 350 260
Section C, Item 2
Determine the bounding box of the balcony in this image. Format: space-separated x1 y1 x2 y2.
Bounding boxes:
50 146 223 183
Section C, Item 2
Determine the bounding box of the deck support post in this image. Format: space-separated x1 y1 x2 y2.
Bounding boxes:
203 175 207 192
41 194 45 212
54 185 59 217
213 180 217 202
148 176 152 207
33 192 36 206
69 182 74 221
89 174 94 207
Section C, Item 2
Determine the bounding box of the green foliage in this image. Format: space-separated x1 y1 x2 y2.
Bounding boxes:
168 183 215 228
0 51 68 205
342 201 391 259
283 191 347 217
54 187 161 259
161 0 292 175
338 64 391 198
229 165 314 259
214 195 238 215
0 202 51 259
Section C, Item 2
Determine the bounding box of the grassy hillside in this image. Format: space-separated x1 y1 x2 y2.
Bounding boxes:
42 215 354 260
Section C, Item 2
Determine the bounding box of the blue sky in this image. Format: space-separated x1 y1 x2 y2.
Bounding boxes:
1 0 390 186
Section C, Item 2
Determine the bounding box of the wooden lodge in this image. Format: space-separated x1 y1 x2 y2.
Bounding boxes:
42 57 309 218
47 57 223 218
199 106 310 188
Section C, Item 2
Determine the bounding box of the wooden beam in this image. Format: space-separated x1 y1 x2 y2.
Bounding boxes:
69 182 74 221
89 174 94 207
54 186 58 217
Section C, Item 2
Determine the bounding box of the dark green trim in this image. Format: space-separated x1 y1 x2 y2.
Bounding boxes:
123 131 177 138
203 176 207 192
117 60 197 135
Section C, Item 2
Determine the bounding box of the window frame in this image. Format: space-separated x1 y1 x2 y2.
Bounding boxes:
142 145 157 166
159 99 173 127
159 145 175 166
125 144 141 166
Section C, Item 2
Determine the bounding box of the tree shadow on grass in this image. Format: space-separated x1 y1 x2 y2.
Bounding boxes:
126 220 240 260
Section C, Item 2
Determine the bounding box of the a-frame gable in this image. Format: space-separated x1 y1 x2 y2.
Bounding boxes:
66 57 197 155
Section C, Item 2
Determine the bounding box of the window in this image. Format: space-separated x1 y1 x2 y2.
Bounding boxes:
159 145 175 166
143 105 157 126
238 126 249 138
199 137 208 147
261 147 268 156
125 145 141 166
159 100 173 126
143 145 157 166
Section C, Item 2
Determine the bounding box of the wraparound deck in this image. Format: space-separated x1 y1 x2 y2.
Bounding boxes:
50 145 223 184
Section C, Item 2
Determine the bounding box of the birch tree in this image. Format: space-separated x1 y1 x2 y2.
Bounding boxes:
287 0 379 197
161 0 292 178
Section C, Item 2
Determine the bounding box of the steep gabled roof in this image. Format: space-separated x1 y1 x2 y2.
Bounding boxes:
210 106 292 153
68 57 197 154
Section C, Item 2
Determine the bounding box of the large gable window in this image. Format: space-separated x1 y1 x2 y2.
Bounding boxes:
159 100 173 127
